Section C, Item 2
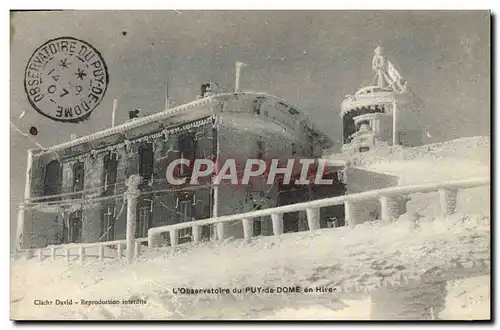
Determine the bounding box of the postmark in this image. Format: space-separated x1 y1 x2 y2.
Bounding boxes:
24 37 109 123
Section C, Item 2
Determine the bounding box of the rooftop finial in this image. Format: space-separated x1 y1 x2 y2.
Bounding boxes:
372 46 386 87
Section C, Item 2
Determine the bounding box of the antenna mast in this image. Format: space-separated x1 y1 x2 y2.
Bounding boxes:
165 80 170 110
111 99 118 127
235 62 246 92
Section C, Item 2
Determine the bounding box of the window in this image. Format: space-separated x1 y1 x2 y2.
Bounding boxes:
101 205 115 241
103 153 118 190
136 201 152 238
43 160 61 200
179 133 196 178
72 162 85 195
178 193 193 238
138 143 154 183
359 146 370 153
257 140 264 159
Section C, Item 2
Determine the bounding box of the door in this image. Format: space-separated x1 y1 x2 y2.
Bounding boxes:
68 211 82 243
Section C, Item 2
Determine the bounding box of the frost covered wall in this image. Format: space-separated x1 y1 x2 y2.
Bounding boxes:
19 92 333 248
20 118 217 248
216 95 323 238
346 167 399 194
215 132 299 238
19 152 62 249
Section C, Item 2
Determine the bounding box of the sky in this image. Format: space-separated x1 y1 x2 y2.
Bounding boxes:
9 10 490 239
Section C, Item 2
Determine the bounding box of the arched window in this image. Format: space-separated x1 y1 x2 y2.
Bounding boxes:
43 160 61 200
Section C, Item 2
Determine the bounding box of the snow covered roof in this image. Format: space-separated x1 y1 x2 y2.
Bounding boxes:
322 136 490 186
33 91 332 157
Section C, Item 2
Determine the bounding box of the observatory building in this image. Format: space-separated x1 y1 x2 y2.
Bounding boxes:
16 85 345 249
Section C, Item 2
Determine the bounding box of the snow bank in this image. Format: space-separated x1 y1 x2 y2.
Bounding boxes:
351 136 489 185
11 213 489 320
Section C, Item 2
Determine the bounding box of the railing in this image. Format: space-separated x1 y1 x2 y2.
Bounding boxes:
21 237 148 263
148 177 490 247
17 177 489 263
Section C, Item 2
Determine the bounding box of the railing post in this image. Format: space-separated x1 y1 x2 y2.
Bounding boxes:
271 213 283 236
117 243 123 259
217 222 227 241
98 245 104 261
192 225 201 243
306 208 320 231
37 249 43 261
242 218 254 242
51 247 56 260
125 175 142 264
65 249 70 262
380 196 400 224
148 230 156 248
79 246 85 264
170 229 178 247
134 241 141 258
439 188 458 217
25 249 33 260
345 201 357 228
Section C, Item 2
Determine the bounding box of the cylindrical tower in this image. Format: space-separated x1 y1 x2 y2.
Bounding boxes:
340 47 423 154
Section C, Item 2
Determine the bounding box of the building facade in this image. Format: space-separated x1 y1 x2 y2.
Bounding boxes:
17 90 346 250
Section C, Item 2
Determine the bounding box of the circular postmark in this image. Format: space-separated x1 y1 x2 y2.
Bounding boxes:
24 37 109 123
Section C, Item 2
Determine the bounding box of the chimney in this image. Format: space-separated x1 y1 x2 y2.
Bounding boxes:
200 83 208 98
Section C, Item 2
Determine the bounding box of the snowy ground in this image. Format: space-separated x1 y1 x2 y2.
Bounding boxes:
10 136 490 320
